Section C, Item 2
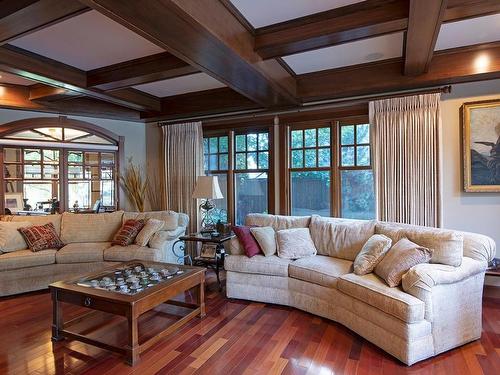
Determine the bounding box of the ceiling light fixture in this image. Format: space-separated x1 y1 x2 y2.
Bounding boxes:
473 53 490 73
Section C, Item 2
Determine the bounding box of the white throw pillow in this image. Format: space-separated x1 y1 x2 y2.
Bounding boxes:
135 219 164 247
276 228 317 260
250 226 277 256
0 221 30 252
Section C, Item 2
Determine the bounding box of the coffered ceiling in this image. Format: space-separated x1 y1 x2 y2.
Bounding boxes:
0 0 498 122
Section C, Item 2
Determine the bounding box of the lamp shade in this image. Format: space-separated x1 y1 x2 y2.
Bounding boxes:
192 176 224 199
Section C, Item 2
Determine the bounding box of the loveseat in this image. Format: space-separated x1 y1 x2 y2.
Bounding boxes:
0 210 188 296
224 214 496 365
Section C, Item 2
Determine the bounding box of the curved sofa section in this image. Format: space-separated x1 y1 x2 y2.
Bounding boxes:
224 214 495 365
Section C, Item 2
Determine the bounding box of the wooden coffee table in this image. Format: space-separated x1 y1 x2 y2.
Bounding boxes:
49 261 206 365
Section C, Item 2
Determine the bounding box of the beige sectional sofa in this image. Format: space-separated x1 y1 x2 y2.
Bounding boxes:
0 210 188 296
224 214 496 365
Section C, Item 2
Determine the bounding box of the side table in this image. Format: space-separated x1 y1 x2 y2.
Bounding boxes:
172 233 235 290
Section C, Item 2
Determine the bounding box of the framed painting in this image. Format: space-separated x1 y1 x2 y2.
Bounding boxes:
4 192 24 212
462 99 500 192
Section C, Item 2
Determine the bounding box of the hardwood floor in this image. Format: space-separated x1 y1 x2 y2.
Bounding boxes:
0 272 498 375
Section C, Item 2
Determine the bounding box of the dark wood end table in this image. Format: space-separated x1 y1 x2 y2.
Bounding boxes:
50 261 205 366
173 233 235 291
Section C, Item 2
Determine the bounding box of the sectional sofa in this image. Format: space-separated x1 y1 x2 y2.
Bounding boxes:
0 210 188 296
224 214 496 365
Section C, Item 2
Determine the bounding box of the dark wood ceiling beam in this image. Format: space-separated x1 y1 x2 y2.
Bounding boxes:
0 83 140 121
444 0 500 22
87 52 199 91
0 45 161 111
78 0 298 108
29 83 83 101
0 0 90 45
404 0 447 76
255 0 409 59
143 87 260 121
297 42 500 101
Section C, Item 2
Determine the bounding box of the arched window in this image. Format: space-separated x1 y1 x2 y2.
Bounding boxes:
0 116 123 215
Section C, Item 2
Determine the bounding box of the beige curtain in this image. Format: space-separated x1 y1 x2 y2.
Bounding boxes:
370 93 441 227
161 121 204 234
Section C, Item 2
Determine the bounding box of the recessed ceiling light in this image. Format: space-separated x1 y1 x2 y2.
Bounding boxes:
474 54 490 73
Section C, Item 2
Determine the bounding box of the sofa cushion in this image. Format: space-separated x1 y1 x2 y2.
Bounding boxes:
309 215 376 260
224 254 292 277
123 211 179 231
250 226 277 257
245 213 311 231
0 249 56 271
337 273 425 323
354 234 392 275
289 255 353 288
104 244 162 262
4 214 62 235
276 228 317 260
375 222 464 267
61 211 124 243
135 219 163 246
375 238 433 287
18 223 64 252
112 219 145 246
233 226 262 257
56 242 110 264
0 221 30 252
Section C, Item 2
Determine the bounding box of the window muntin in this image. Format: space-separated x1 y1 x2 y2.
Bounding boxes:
203 135 229 172
234 132 269 170
5 127 114 145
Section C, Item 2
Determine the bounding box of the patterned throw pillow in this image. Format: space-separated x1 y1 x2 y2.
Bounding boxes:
18 223 64 252
276 228 317 260
135 219 164 247
112 219 145 246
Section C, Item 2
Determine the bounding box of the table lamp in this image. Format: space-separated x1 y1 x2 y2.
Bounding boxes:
192 176 223 233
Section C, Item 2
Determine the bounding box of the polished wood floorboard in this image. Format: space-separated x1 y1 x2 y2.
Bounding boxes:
0 272 498 375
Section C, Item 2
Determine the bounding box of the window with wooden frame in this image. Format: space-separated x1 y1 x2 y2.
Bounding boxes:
203 134 229 223
339 123 375 219
289 124 333 216
203 127 273 225
284 120 375 219
0 117 122 214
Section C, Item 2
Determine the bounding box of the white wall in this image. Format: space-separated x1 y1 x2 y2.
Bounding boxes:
0 108 146 211
440 80 500 265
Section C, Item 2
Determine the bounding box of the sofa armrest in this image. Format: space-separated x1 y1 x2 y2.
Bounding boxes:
402 257 486 293
402 257 486 323
149 226 186 249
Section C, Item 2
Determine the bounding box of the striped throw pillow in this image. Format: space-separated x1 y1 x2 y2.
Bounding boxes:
112 219 145 246
18 223 64 252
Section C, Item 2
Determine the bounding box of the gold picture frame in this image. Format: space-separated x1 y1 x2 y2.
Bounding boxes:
461 99 500 192
200 243 217 259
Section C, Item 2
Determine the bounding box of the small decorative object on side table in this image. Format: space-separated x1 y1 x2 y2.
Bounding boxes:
172 232 234 291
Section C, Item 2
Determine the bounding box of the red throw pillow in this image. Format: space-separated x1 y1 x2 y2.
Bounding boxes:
18 222 64 252
112 219 145 246
233 225 262 257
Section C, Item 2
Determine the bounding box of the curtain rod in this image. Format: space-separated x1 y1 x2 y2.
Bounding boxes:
158 85 451 126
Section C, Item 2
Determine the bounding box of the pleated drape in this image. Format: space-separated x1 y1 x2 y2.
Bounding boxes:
161 122 204 235
369 93 441 227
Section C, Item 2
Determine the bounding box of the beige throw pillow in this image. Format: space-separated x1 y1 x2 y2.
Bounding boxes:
0 221 30 252
276 228 317 260
375 238 433 287
135 219 164 246
353 234 392 275
250 226 277 256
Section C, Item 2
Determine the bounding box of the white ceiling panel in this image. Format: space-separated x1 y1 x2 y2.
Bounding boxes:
230 0 364 28
133 73 225 98
283 32 404 74
435 14 500 51
11 10 164 71
0 72 36 86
